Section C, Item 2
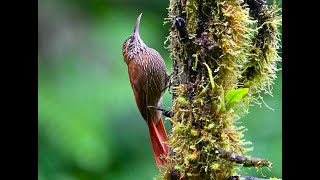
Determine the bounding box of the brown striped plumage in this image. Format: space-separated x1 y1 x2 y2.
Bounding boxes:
122 13 169 170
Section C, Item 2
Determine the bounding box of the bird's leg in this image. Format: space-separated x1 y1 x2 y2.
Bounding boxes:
148 106 174 118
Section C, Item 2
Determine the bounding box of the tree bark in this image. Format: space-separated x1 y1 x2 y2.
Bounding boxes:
160 0 281 179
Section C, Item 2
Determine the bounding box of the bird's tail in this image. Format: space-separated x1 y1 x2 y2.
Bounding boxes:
147 116 169 170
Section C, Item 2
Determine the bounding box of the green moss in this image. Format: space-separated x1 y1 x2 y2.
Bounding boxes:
185 0 199 39
159 0 281 179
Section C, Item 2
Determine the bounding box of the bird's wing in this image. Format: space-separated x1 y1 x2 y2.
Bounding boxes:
128 60 148 121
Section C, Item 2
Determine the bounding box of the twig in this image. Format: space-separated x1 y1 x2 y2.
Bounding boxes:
227 175 270 180
217 148 272 168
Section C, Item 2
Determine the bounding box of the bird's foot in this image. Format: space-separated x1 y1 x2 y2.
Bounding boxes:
148 106 174 118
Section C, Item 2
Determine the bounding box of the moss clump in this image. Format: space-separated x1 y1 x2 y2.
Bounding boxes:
159 0 281 179
241 2 282 98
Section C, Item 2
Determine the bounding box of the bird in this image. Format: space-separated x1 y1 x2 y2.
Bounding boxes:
122 13 170 170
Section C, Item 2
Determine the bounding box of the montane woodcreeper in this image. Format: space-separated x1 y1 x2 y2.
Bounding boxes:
122 13 169 170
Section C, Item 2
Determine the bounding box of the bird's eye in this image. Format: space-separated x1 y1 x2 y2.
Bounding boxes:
129 37 135 44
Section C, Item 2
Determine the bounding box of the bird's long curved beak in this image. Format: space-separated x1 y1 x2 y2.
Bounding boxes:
134 13 142 36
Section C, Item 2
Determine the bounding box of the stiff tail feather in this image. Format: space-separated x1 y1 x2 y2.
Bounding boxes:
147 116 169 170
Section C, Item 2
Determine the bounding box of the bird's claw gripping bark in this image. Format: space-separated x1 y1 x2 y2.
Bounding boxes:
148 106 174 118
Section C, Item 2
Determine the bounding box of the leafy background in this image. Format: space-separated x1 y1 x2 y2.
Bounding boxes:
38 0 282 179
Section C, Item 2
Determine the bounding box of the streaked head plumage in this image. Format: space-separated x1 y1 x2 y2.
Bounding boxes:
122 13 146 64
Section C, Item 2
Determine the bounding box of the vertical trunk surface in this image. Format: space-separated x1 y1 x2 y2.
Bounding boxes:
160 0 281 179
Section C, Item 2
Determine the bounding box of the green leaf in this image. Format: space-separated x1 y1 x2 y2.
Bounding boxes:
203 63 215 90
225 88 249 110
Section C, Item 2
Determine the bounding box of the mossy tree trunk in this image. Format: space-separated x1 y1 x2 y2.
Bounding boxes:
159 0 281 179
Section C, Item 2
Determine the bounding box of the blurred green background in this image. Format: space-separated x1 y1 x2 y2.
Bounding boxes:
38 0 282 179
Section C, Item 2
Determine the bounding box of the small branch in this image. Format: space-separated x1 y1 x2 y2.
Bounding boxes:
217 148 272 168
169 173 271 180
227 175 270 180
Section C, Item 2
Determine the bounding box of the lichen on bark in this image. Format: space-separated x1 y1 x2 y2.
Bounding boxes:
158 0 281 179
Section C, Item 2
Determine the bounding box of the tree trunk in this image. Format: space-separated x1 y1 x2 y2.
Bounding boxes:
160 0 281 179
